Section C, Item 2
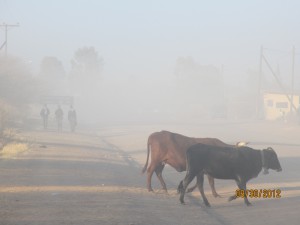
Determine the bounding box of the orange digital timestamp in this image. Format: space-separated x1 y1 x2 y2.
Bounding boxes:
235 189 281 198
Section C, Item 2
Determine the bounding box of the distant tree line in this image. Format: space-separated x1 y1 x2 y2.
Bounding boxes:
0 46 103 137
39 46 103 96
0 57 40 133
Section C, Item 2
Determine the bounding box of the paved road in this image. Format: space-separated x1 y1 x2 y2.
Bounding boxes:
0 127 300 225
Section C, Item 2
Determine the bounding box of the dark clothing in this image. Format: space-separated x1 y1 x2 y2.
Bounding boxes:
55 108 63 131
68 109 77 132
40 107 50 129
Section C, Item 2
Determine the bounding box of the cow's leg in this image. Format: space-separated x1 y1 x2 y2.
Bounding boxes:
197 173 211 207
228 179 240 202
207 175 221 198
228 180 251 206
179 171 195 204
228 194 237 202
147 164 156 192
186 182 197 193
155 163 167 192
239 181 251 206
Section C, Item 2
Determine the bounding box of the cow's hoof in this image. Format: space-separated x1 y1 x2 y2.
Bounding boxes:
228 196 236 202
246 202 252 206
213 194 222 198
204 202 211 207
180 198 185 205
148 189 154 192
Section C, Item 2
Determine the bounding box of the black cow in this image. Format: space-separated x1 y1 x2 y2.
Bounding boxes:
178 144 282 207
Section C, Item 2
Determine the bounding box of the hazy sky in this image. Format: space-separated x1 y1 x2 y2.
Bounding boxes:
1 0 300 84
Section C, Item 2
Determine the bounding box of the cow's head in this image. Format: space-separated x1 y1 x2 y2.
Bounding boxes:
262 147 282 174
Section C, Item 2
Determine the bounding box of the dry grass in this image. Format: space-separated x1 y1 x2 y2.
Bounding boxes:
0 142 29 158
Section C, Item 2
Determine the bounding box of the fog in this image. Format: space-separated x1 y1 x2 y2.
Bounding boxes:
1 0 300 125
2 3 300 225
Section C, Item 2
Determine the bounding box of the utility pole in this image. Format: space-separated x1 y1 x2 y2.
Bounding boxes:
256 45 263 119
262 53 297 112
290 46 295 113
0 22 20 57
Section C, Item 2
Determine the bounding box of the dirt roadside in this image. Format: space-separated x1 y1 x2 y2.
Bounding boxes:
0 122 299 225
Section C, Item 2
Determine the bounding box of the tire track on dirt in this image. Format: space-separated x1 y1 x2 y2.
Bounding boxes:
99 138 141 169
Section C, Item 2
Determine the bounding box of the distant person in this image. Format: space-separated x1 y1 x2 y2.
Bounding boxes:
68 105 77 132
40 104 50 130
55 105 64 131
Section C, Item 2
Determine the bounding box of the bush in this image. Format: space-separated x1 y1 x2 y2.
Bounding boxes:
0 143 29 158
0 56 44 131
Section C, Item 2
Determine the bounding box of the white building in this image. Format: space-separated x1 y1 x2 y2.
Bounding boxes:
263 92 300 120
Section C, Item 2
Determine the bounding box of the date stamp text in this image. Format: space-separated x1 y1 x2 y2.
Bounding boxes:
235 189 281 198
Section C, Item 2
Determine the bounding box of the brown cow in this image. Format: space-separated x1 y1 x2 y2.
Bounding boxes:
142 130 234 195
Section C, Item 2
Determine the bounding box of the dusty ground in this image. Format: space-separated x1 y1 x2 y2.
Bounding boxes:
0 120 300 225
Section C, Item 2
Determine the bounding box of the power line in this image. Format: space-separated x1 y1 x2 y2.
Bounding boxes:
263 47 300 56
0 22 20 57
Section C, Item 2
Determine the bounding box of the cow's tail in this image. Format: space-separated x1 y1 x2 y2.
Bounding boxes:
142 137 151 174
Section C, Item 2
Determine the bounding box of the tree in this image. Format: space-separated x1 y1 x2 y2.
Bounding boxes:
40 56 65 79
39 56 67 95
174 56 199 78
0 57 38 106
0 56 41 132
69 47 104 120
69 47 103 95
70 46 103 79
174 56 223 104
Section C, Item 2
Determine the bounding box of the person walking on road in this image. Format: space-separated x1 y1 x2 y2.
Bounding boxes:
55 105 64 131
68 105 77 132
40 104 50 130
